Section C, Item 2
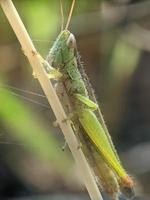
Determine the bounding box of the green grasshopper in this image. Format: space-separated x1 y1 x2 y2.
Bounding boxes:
45 30 134 200
44 2 134 200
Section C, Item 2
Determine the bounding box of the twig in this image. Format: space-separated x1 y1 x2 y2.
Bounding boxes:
0 1 103 200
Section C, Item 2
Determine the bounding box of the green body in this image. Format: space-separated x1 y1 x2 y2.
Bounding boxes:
46 30 133 199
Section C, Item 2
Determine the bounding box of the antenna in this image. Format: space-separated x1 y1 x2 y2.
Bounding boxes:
60 0 64 31
65 0 76 30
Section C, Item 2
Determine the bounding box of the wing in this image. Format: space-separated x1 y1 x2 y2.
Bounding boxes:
76 50 121 163
78 107 127 180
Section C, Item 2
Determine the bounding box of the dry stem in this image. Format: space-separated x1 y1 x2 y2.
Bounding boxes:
0 1 103 200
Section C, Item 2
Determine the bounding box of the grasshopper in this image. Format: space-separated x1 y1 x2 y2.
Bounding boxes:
44 2 134 200
45 30 134 200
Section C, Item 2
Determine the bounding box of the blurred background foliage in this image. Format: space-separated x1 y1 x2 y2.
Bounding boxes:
0 0 150 199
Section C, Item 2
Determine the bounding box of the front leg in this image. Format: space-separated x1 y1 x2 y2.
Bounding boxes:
43 60 62 80
32 55 62 79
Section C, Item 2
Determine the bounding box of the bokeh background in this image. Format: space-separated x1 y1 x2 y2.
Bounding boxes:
0 0 150 199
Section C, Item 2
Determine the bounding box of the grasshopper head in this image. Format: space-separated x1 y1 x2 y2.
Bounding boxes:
47 30 76 69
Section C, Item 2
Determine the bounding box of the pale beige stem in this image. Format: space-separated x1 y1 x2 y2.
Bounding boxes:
0 1 103 200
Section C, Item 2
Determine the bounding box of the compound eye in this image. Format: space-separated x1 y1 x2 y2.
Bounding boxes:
66 33 76 48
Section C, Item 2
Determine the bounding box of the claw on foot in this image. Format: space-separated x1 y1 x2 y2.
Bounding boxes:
53 120 59 127
62 117 71 123
77 143 82 150
32 71 38 78
62 141 67 151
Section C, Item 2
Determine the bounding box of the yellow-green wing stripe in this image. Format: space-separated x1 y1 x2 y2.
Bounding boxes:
78 108 127 179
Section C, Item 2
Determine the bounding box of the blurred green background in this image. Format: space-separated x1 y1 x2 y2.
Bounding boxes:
0 0 150 200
